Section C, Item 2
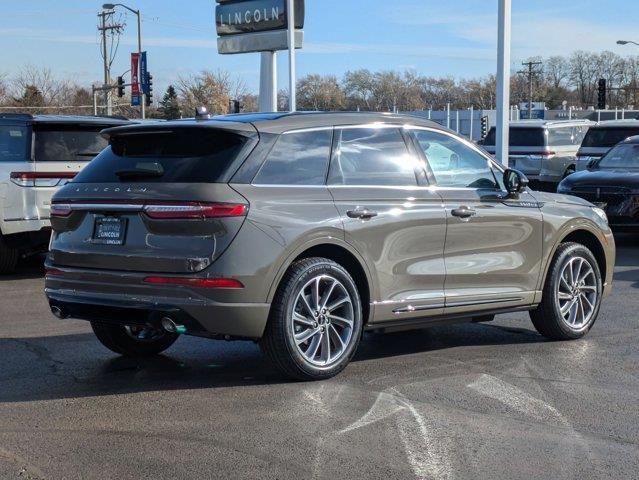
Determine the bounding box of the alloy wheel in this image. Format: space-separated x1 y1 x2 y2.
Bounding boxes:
556 256 599 331
290 274 355 367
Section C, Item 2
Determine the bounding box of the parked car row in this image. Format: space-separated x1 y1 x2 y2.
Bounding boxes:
479 118 639 228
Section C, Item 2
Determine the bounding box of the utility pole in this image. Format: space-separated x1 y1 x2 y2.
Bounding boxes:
97 9 123 116
519 60 542 119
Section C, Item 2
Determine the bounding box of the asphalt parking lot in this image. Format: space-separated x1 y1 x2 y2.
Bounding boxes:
1 234 638 480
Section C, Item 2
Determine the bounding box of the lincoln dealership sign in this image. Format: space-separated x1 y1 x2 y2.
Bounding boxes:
216 0 304 54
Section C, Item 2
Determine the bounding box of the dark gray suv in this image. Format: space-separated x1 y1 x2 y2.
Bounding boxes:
45 112 615 380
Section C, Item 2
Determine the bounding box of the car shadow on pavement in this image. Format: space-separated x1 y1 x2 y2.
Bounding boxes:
0 256 45 281
0 320 544 403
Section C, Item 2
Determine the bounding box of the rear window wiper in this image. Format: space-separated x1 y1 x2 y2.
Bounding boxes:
115 162 164 179
76 152 103 157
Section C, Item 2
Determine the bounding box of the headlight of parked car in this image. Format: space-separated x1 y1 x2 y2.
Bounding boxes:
591 207 608 226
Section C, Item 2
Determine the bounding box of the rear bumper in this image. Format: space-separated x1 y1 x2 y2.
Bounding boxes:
45 270 270 339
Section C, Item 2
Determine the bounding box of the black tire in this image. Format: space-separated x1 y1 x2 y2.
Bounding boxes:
563 166 576 179
0 235 19 275
260 257 363 381
91 322 179 356
530 242 602 340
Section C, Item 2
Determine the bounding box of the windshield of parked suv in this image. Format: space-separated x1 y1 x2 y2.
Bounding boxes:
483 127 546 147
0 125 28 161
72 128 250 183
597 143 639 169
581 127 639 148
33 125 109 161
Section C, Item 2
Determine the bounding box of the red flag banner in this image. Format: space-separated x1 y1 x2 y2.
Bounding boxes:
131 52 140 96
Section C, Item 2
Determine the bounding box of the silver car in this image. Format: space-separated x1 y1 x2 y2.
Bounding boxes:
482 119 592 184
45 112 615 380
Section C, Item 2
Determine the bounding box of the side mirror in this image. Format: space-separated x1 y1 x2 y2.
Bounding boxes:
587 159 596 170
503 168 529 195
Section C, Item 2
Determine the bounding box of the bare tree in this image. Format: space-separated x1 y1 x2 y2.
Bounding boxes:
297 74 344 111
177 69 247 115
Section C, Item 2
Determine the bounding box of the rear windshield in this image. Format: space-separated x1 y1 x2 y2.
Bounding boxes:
72 129 250 183
0 125 29 161
33 124 110 162
581 127 639 148
483 127 546 147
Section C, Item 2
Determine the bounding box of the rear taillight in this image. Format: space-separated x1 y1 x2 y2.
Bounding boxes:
10 172 77 187
143 202 248 219
50 204 72 218
143 276 244 289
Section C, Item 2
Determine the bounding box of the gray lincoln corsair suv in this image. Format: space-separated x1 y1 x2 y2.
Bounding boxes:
45 112 615 380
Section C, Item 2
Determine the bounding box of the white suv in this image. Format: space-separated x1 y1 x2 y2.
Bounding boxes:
0 114 131 273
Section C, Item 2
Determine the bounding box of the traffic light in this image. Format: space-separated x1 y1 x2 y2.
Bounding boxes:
145 73 153 107
597 79 607 110
116 76 125 98
480 116 489 139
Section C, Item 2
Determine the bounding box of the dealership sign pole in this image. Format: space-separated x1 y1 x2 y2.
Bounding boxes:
287 0 296 111
496 0 511 167
216 0 304 113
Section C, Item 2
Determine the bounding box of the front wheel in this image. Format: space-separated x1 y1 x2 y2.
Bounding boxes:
261 257 363 381
91 322 179 356
530 242 602 340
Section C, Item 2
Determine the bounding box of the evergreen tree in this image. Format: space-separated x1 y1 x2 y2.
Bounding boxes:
158 85 181 119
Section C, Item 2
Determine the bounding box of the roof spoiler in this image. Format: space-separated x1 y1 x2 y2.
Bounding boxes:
0 113 33 120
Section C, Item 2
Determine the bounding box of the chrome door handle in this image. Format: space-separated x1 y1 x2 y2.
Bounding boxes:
347 208 378 220
451 207 477 219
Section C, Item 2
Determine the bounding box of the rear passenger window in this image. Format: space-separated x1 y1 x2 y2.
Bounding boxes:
548 127 575 146
328 128 417 186
253 130 332 185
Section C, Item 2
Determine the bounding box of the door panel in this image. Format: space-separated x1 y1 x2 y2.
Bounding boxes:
330 186 447 321
409 126 543 315
438 188 543 314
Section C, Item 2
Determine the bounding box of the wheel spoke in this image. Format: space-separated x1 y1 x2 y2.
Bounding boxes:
329 324 346 351
581 293 595 310
568 302 578 325
327 296 351 311
300 293 315 317
320 329 331 363
320 280 338 310
312 277 321 310
305 333 322 360
581 285 597 292
295 327 318 345
574 259 584 287
328 314 353 328
293 312 315 327
558 291 572 301
561 299 575 315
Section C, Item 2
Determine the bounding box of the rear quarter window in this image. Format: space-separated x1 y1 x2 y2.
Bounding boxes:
253 129 332 185
0 125 29 161
482 127 545 147
72 128 251 183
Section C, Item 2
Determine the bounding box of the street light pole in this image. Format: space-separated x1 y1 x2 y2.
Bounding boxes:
287 0 296 112
103 3 145 119
496 0 512 167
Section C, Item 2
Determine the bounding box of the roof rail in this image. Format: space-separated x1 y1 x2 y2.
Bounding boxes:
92 114 129 121
0 113 34 120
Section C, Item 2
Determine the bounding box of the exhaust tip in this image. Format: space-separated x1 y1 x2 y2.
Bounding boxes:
161 317 186 334
51 305 69 319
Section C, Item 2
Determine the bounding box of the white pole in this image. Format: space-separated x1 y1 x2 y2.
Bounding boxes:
469 106 474 140
259 51 277 112
496 0 511 167
446 103 450 129
456 110 460 132
287 0 296 112
597 109 601 123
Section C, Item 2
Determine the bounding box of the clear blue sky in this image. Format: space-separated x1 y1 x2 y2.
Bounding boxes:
2 0 638 96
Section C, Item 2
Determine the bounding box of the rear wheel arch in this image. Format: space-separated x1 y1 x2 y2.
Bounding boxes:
269 241 373 325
